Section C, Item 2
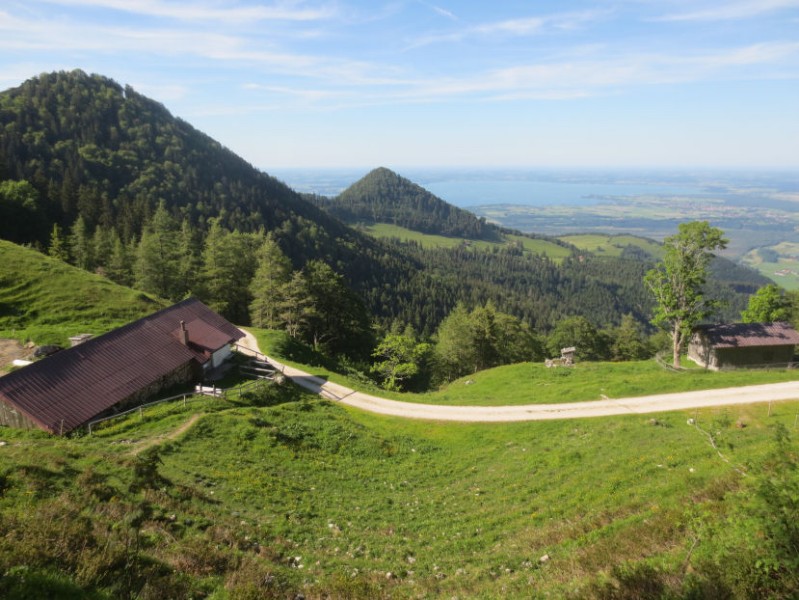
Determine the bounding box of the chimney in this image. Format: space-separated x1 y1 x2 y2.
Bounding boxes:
179 321 189 345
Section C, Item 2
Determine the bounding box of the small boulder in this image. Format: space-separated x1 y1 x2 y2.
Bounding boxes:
34 344 63 358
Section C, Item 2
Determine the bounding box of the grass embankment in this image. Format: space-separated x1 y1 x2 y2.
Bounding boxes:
2 375 797 598
0 240 162 345
255 328 799 406
362 223 573 262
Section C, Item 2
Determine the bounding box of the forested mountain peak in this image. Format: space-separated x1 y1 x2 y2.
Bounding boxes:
0 69 408 299
0 69 333 239
324 166 501 240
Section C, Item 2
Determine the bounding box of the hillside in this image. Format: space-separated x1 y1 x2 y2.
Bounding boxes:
2 361 798 598
0 239 162 345
319 167 502 240
0 71 767 335
0 70 410 310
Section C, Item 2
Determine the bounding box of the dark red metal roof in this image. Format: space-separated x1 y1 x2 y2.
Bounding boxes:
0 298 243 434
693 322 799 349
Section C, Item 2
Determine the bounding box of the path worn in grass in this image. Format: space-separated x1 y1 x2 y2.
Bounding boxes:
129 413 202 455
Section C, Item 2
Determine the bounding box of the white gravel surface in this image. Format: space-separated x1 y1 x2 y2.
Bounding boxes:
237 329 799 422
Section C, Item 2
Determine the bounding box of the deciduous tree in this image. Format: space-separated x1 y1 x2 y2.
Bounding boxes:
741 283 791 323
372 323 431 391
644 221 727 368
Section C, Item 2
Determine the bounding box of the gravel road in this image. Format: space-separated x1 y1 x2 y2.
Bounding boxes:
237 329 799 422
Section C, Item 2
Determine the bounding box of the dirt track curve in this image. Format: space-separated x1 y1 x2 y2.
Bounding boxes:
237 329 799 422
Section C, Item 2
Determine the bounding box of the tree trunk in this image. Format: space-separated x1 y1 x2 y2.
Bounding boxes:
672 327 681 369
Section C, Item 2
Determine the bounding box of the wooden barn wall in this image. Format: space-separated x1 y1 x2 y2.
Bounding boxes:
82 360 201 430
0 397 39 430
715 345 795 369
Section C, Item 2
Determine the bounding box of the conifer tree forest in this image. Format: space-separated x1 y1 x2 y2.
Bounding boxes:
0 70 774 387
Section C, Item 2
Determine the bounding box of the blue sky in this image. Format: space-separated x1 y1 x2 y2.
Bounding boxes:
1 0 798 170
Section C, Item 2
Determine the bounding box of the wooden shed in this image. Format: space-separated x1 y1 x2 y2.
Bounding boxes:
0 298 243 434
688 322 799 371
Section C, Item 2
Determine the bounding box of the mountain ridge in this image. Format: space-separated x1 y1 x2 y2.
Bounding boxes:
0 70 767 333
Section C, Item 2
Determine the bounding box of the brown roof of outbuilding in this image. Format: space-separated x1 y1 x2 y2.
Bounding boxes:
0 298 243 434
693 322 799 349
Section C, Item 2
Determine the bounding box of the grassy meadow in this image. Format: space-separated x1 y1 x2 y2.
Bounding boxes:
361 223 573 262
2 368 798 598
558 234 663 259
0 240 162 345
256 329 799 406
2 243 799 597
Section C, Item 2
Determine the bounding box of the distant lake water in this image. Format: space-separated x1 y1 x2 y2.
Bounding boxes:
413 176 706 208
269 168 797 209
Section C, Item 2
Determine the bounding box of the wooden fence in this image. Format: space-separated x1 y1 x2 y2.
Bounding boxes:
86 370 272 434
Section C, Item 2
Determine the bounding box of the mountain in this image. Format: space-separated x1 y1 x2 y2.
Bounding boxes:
0 69 407 294
0 71 767 335
317 167 502 240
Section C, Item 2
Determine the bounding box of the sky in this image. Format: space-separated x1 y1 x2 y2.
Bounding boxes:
1 0 798 170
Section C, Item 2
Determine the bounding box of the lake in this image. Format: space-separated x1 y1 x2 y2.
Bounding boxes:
269 167 797 209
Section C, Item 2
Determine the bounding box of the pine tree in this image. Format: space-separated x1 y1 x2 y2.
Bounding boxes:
279 271 311 339
199 219 260 323
134 201 181 299
69 215 92 271
249 235 292 328
48 223 69 262
301 260 373 359
107 234 134 287
176 218 201 298
434 303 476 382
91 225 114 273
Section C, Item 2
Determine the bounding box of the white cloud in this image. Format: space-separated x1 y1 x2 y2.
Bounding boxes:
37 0 336 23
381 41 799 106
413 1 458 21
408 9 607 49
656 0 799 22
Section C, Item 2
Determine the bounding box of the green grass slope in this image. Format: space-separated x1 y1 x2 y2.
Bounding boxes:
0 240 162 345
1 380 797 598
558 233 663 259
363 223 573 262
256 328 799 406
